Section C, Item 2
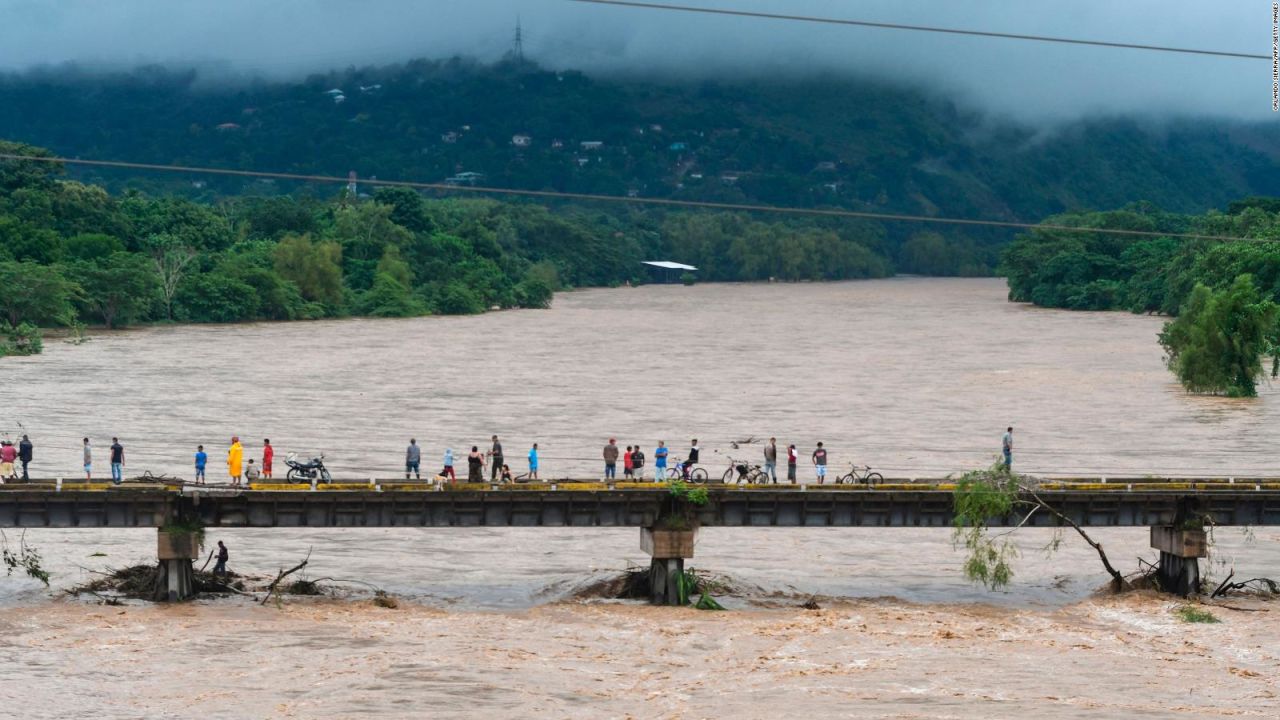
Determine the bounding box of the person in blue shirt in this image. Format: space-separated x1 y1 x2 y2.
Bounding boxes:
194 445 207 484
654 441 668 481
441 448 456 483
528 443 539 480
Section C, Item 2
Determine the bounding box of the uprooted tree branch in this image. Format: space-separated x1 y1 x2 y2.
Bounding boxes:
952 464 1125 592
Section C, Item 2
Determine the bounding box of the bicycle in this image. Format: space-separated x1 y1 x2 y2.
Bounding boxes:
835 463 884 486
721 458 771 484
669 457 710 483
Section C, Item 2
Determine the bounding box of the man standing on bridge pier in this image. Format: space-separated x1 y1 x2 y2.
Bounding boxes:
603 438 619 480
406 438 421 480
489 435 504 482
228 436 244 485
109 437 125 485
262 439 274 479
18 435 33 481
1002 427 1014 470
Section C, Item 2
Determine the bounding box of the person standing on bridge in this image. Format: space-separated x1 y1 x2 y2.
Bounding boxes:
623 445 634 479
1002 427 1014 471
244 458 260 483
811 442 828 484
654 441 668 482
442 447 456 483
406 438 421 480
787 444 798 484
764 438 778 483
527 443 540 481
601 438 616 476
109 437 125 485
262 439 274 480
0 441 15 483
83 438 92 481
603 438 619 480
228 436 244 485
194 445 207 484
19 435 33 481
631 445 645 480
467 446 485 483
489 435 504 482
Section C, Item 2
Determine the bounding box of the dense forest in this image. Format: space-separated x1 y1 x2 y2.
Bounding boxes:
1 58 1279 274
1000 199 1280 396
0 139 892 355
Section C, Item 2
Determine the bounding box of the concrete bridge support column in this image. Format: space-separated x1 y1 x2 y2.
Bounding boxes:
641 527 697 606
1150 526 1207 597
155 530 200 602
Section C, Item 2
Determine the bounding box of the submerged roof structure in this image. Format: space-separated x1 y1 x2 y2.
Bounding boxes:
642 260 698 271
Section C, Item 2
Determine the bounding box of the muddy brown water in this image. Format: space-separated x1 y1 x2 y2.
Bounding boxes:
2 278 1278 717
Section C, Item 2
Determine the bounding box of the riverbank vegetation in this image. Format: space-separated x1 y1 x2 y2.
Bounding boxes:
1000 200 1280 396
0 140 891 348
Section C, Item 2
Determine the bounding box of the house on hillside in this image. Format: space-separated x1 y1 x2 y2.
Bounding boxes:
216 123 241 131
512 134 532 147
669 142 688 152
441 131 459 144
814 161 838 172
551 139 565 149
580 141 604 151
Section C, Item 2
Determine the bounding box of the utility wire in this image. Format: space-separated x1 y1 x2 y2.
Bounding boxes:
0 153 1265 244
567 0 1271 61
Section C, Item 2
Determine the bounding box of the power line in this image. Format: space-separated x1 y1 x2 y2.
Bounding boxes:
0 153 1264 243
567 0 1271 61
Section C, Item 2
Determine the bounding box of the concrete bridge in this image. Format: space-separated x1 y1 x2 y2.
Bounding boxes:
3 478 1277 602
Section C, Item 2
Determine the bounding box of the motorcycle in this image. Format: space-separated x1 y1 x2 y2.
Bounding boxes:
285 452 333 484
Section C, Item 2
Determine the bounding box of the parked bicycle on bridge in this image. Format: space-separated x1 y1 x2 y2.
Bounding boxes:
722 457 771 484
835 463 884 486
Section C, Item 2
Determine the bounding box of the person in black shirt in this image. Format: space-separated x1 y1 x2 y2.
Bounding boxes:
18 435 33 481
110 437 125 485
214 541 229 577
467 446 485 483
488 435 504 481
681 439 700 479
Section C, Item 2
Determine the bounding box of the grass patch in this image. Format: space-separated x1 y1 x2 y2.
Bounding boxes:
1175 605 1221 624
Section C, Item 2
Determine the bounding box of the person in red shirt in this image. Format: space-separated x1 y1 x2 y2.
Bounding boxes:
787 444 798 484
262 439 274 479
0 441 17 482
623 445 634 479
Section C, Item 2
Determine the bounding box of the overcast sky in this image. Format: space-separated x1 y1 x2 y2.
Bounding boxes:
0 0 1274 122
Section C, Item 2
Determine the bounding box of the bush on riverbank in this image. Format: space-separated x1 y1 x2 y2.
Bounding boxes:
0 321 42 357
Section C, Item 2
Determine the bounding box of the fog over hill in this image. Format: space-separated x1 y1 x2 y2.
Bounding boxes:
0 0 1271 121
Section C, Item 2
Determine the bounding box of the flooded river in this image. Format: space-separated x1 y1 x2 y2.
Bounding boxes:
1 278 1278 717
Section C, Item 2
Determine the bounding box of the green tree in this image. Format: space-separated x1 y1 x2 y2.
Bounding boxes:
69 253 161 329
359 273 427 317
272 234 344 308
174 272 261 323
1159 275 1279 397
0 261 76 326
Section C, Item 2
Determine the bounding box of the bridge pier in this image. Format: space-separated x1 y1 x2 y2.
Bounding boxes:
155 530 199 602
641 527 697 605
1150 526 1207 597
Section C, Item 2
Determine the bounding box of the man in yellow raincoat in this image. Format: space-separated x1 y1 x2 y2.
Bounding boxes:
228 436 244 485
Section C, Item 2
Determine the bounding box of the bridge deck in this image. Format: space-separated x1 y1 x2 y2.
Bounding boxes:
2 479 1279 528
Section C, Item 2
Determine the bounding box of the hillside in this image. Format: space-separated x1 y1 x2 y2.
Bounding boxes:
2 58 1279 274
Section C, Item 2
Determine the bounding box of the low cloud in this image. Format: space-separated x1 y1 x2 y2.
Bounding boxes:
0 0 1272 122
